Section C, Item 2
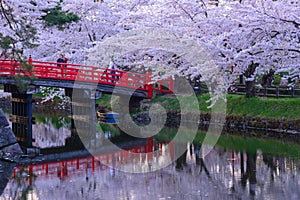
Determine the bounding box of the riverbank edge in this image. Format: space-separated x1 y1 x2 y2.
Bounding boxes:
133 93 300 139
132 111 300 141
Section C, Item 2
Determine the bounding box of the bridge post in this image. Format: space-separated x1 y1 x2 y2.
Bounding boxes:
146 72 153 98
65 88 98 150
4 84 36 154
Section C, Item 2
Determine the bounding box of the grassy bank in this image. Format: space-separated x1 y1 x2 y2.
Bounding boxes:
147 94 300 120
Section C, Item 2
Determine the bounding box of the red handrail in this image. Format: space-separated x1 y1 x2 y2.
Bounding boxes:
0 59 174 98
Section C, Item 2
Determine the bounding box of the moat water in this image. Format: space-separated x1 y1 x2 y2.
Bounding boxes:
0 113 300 200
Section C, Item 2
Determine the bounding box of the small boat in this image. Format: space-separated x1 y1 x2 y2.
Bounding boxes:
97 111 119 124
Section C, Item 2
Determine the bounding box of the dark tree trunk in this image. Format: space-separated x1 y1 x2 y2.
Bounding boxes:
244 62 259 98
239 75 244 84
245 80 256 98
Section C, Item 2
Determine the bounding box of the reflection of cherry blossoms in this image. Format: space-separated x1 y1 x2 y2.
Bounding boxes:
3 143 300 199
32 117 71 148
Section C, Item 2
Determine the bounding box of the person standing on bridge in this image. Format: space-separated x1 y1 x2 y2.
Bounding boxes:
57 54 69 78
57 54 68 67
108 58 118 83
28 55 33 65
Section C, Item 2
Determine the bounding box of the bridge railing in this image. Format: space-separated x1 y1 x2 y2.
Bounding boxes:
0 60 24 76
0 59 175 98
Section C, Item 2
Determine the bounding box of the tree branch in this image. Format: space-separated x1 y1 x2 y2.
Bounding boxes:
263 10 300 28
176 3 195 22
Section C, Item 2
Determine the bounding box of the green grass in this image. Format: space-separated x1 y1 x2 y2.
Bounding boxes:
226 94 300 119
148 94 300 120
148 94 212 112
96 93 300 120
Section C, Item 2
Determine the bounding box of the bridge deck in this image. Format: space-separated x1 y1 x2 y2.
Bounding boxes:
0 59 174 98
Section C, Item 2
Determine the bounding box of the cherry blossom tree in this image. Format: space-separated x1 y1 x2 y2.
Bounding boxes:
25 0 124 63
3 0 298 99
104 0 300 97
201 0 300 97
0 0 57 59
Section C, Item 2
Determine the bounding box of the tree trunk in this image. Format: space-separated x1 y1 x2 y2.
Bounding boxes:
245 80 256 98
244 62 259 98
239 75 244 84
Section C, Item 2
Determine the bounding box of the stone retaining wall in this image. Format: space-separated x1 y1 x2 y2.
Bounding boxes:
0 107 23 195
133 111 300 140
0 109 23 161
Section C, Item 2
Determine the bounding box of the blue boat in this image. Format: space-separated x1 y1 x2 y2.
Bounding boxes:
97 112 119 124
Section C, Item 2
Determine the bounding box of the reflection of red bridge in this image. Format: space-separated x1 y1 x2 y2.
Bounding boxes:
0 59 174 98
13 140 174 182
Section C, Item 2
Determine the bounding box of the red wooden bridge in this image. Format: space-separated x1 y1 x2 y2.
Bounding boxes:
0 59 174 98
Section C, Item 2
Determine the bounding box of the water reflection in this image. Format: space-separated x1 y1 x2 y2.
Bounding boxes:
0 139 300 199
1 115 300 199
4 113 71 149
33 116 71 148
